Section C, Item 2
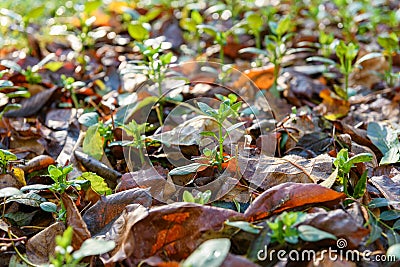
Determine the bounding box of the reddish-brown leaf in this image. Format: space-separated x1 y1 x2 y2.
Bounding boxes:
244 182 346 221
104 203 243 265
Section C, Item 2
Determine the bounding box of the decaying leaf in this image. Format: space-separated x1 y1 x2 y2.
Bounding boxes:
316 89 350 120
103 202 243 264
83 188 152 235
244 182 346 221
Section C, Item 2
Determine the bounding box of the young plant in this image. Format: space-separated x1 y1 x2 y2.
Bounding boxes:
198 94 243 170
183 190 211 204
119 120 148 166
60 75 80 109
240 16 294 97
50 226 115 267
377 33 400 87
335 41 359 100
333 148 372 197
268 211 336 245
197 22 244 64
0 149 17 174
180 9 204 54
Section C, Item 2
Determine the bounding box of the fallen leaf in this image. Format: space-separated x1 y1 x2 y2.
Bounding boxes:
316 89 350 120
61 193 91 250
104 202 243 265
26 222 65 264
370 175 400 210
18 155 55 174
83 188 152 235
244 182 346 221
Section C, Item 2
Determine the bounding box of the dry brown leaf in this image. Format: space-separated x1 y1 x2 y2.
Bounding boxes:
244 182 346 221
26 222 65 264
83 188 152 235
61 193 91 250
370 175 400 210
103 203 243 265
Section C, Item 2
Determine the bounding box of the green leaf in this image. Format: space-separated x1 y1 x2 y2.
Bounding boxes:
183 191 195 203
84 0 102 14
6 91 30 98
238 47 268 56
25 5 45 21
0 187 22 198
298 225 337 242
40 202 58 213
276 16 291 36
48 165 62 181
78 172 112 195
368 198 389 208
380 145 400 165
386 229 400 246
6 192 45 207
83 124 104 160
197 102 217 117
346 153 373 166
200 131 217 139
380 210 400 221
44 61 64 72
73 238 115 260
306 56 336 65
169 163 208 176
197 25 218 37
128 22 149 41
181 238 230 267
0 149 17 161
246 13 263 31
191 10 203 24
393 219 400 230
5 211 37 226
387 243 400 261
225 221 261 234
367 122 393 155
78 112 99 127
353 171 367 199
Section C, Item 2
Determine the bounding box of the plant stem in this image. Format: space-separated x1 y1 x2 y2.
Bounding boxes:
218 123 224 170
219 43 224 64
344 73 349 100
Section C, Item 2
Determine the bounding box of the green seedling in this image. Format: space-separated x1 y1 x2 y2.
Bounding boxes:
268 211 337 245
0 79 30 120
240 16 294 97
197 22 244 64
60 75 80 109
333 0 362 41
180 9 203 54
198 94 243 170
183 190 211 204
335 41 359 100
47 165 88 221
0 149 17 174
50 226 115 267
377 33 400 87
119 120 148 166
333 148 372 197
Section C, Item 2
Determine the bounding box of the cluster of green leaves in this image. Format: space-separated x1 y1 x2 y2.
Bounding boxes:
377 33 400 87
333 148 372 198
50 226 115 267
0 149 17 174
367 122 400 165
240 16 294 97
267 211 337 245
198 94 243 170
183 190 211 204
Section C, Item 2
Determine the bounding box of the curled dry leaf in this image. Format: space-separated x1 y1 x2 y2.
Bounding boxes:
83 188 152 235
26 222 65 264
316 89 350 120
103 202 243 265
61 193 91 250
301 207 370 249
244 182 346 221
370 175 400 210
18 155 56 174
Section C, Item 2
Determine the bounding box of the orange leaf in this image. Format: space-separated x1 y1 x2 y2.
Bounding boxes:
241 64 277 90
244 182 346 221
318 89 350 120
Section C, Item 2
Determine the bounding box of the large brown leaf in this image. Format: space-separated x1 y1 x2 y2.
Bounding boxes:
103 202 243 265
26 222 65 264
61 193 91 250
301 207 370 249
244 182 346 221
83 188 152 235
